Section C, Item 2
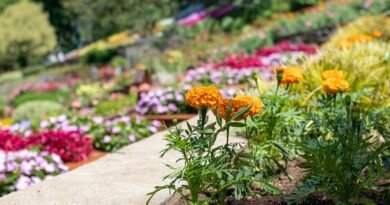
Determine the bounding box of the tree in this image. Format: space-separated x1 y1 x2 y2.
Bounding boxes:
0 1 56 69
33 0 77 52
0 0 20 13
62 0 178 45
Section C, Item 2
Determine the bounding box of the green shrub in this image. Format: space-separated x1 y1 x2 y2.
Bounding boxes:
94 95 137 116
294 94 389 204
0 70 23 85
302 41 390 108
84 48 117 64
21 65 45 76
11 90 70 108
12 100 63 124
110 56 128 68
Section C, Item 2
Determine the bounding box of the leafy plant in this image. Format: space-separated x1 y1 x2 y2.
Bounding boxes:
12 100 63 124
94 95 137 116
148 86 278 204
294 94 390 204
11 90 70 108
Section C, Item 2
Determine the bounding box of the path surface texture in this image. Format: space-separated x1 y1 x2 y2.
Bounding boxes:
0 115 245 205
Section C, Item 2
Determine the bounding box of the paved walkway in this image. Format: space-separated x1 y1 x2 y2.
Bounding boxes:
0 115 245 205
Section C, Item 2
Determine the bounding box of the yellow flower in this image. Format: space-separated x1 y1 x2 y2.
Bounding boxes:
322 69 345 80
323 78 350 94
185 86 222 108
280 66 303 85
214 95 262 121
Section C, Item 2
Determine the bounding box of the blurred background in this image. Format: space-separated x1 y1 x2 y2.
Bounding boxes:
0 0 388 122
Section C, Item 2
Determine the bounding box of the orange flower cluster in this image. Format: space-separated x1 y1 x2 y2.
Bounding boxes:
337 30 382 48
185 86 261 121
322 69 344 80
185 86 222 108
322 69 349 94
275 66 303 85
214 95 262 121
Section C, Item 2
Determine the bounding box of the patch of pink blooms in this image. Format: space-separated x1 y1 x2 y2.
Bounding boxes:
0 130 29 151
255 41 317 57
27 130 93 163
0 129 93 163
216 53 265 70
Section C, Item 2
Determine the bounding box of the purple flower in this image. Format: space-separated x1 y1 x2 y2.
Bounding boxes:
152 120 162 127
168 103 178 112
15 175 32 190
112 127 121 134
20 161 33 175
148 126 158 133
0 173 6 180
128 135 136 142
92 117 104 124
103 135 111 143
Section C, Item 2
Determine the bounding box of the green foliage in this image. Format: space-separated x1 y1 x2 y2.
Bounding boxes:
302 41 390 108
110 56 128 68
247 77 305 177
12 100 63 124
63 0 178 44
0 71 23 85
11 91 70 108
33 0 77 51
0 0 19 13
269 0 389 38
237 34 273 54
148 107 279 204
0 1 56 69
84 48 117 64
94 95 137 116
294 94 389 204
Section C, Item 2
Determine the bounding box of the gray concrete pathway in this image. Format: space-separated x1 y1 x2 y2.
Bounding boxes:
0 115 245 205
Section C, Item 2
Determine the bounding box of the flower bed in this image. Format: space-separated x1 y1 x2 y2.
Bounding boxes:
0 150 67 197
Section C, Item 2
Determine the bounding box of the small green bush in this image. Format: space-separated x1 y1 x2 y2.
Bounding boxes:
11 90 70 108
84 48 117 64
12 100 63 123
0 71 23 85
94 95 137 116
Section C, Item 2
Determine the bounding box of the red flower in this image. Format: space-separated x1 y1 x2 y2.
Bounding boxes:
27 130 93 162
0 130 28 151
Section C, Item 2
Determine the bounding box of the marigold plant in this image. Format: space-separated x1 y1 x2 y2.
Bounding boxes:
321 69 344 80
185 86 222 108
322 78 350 94
214 95 262 121
276 66 303 85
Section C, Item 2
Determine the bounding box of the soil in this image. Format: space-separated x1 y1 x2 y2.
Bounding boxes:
166 159 390 205
65 150 107 170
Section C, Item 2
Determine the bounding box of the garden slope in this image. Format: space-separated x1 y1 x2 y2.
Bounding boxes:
0 114 245 205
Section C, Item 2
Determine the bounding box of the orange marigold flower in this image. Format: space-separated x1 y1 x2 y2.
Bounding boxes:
323 78 350 94
280 66 303 85
372 30 382 38
322 70 344 80
338 40 351 49
185 86 222 108
214 95 262 121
